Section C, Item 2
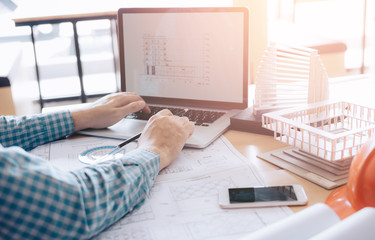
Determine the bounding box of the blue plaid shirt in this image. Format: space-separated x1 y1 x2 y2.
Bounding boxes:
0 111 160 239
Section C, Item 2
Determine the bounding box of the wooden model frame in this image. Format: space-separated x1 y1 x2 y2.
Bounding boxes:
262 101 375 161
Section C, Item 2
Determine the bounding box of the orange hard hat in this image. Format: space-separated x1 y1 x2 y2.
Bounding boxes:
326 137 375 219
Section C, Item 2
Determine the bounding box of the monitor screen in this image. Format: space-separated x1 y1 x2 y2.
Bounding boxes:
119 8 248 106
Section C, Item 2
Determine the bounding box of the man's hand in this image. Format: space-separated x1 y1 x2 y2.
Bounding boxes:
71 92 150 131
138 109 194 170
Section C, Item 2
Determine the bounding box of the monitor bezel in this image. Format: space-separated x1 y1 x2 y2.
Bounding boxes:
117 7 249 110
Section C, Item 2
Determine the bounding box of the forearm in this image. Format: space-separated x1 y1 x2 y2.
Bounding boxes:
0 111 74 151
70 149 160 238
0 147 160 239
71 108 92 131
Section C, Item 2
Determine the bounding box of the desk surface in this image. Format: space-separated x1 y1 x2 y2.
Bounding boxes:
223 75 375 212
41 75 375 213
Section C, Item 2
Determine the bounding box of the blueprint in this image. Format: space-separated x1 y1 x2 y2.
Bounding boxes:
31 136 293 240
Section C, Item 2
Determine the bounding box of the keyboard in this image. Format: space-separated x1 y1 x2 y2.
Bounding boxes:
126 106 225 126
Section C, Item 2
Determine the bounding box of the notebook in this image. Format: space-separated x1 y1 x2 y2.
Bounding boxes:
79 7 249 148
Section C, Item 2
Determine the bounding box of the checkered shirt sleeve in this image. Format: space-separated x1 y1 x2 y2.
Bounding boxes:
0 112 160 239
0 111 75 151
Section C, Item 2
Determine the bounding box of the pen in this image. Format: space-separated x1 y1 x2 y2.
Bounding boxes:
118 132 142 148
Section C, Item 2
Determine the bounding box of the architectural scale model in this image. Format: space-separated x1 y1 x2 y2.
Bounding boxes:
253 43 329 115
262 100 375 161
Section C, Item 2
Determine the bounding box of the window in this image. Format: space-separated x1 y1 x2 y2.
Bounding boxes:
267 0 375 76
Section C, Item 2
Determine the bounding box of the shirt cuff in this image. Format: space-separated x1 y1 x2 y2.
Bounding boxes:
120 148 160 182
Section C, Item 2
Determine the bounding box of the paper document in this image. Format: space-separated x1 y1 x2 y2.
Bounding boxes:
97 167 292 240
242 203 375 240
240 203 339 240
32 137 132 171
31 136 293 239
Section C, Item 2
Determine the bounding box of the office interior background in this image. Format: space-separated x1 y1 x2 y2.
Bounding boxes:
0 0 374 116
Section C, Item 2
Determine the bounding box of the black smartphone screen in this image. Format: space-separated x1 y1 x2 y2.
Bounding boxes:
229 186 297 203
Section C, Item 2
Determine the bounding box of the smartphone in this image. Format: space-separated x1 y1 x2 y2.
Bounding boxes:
218 184 308 208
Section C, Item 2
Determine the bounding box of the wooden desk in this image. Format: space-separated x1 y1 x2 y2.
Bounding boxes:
224 130 333 212
223 75 375 212
45 105 334 213
42 75 374 214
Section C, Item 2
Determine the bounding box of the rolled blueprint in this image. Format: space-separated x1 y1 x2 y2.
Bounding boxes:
310 207 375 240
239 203 340 240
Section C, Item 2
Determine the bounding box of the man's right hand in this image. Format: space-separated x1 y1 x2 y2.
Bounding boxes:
137 109 194 170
